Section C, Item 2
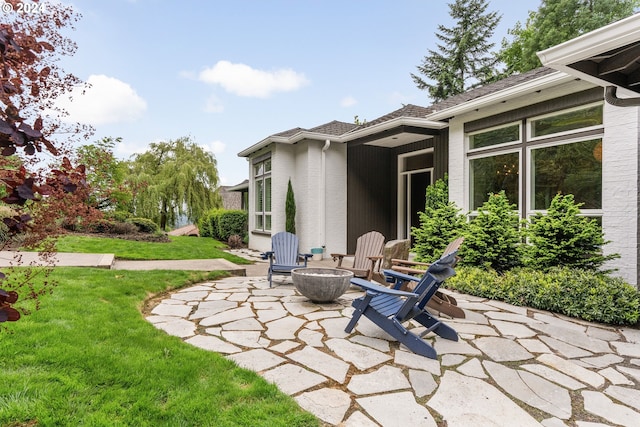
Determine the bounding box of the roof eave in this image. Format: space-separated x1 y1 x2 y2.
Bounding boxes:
342 117 448 142
424 71 575 121
536 13 640 94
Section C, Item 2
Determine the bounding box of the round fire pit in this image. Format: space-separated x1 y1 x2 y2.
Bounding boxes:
291 268 354 303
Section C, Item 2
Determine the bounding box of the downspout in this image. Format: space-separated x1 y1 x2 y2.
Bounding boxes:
605 86 640 107
320 139 331 253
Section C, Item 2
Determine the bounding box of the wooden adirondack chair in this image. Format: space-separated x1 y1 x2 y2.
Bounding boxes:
389 237 465 319
331 231 385 281
261 232 311 287
345 244 461 359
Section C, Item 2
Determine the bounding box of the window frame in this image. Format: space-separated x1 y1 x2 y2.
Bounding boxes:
526 102 604 142
252 157 272 233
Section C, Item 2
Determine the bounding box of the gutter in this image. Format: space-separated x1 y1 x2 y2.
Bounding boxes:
320 139 330 251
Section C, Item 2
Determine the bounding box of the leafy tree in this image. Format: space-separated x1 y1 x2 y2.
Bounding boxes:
459 191 522 272
411 176 466 262
411 0 501 102
0 0 95 325
523 193 618 271
500 0 639 74
285 178 296 234
76 137 131 212
127 137 222 230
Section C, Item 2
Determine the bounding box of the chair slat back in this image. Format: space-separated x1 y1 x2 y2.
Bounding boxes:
352 231 385 270
271 231 300 265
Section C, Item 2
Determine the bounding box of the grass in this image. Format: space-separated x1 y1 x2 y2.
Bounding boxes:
0 267 318 426
53 234 251 264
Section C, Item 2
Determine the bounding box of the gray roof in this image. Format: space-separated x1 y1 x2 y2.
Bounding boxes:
350 104 433 131
426 67 557 113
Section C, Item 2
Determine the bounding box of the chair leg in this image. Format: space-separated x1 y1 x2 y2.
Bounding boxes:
413 311 458 341
345 293 373 333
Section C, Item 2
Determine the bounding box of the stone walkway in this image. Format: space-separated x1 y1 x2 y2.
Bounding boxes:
146 274 640 426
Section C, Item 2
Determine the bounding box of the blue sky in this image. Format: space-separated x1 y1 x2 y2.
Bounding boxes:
56 0 541 186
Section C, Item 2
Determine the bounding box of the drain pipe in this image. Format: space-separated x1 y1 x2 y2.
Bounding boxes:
605 86 640 107
320 139 331 254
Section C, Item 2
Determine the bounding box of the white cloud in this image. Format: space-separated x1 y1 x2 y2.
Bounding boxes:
198 60 309 98
341 96 357 107
56 74 147 125
204 93 224 113
203 140 225 155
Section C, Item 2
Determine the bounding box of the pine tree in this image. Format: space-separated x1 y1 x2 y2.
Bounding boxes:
285 179 296 234
411 0 501 102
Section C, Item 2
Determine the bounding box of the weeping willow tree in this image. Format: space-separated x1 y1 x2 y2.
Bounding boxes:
127 137 222 230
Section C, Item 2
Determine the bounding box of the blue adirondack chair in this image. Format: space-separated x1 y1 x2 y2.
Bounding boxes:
262 231 312 287
345 244 461 359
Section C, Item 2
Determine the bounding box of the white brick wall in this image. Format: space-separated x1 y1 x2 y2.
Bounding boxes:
602 103 640 285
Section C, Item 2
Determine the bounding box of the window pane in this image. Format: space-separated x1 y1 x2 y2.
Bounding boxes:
531 139 602 209
255 179 263 211
469 124 519 149
531 104 603 138
254 163 263 176
255 214 263 229
265 177 272 211
470 152 519 210
265 215 272 231
265 159 271 172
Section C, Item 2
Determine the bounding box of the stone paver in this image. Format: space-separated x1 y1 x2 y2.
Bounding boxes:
146 273 640 426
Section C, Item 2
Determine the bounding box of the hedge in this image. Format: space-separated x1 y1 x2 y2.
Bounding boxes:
199 209 247 241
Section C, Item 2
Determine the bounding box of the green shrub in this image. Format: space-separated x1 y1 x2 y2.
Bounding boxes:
199 209 247 241
523 193 619 271
411 175 466 262
111 221 138 235
447 266 640 325
459 191 522 272
286 179 296 234
216 210 248 241
127 217 159 234
87 219 116 234
105 210 131 223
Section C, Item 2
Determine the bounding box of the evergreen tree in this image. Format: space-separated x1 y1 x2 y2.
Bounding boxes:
411 176 466 262
523 194 619 271
411 0 501 102
285 179 296 234
500 0 639 74
459 191 522 272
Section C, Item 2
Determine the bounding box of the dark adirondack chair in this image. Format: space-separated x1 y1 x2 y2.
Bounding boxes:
262 231 311 287
345 245 461 359
331 231 385 281
389 237 465 319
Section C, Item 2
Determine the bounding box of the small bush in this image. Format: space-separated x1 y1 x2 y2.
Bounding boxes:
127 217 159 234
523 193 619 271
411 175 466 262
87 219 116 234
111 222 139 235
446 266 640 325
459 191 522 272
227 234 243 249
105 210 131 223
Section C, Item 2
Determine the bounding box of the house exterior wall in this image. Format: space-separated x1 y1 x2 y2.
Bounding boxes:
601 103 640 284
246 140 347 257
447 83 640 286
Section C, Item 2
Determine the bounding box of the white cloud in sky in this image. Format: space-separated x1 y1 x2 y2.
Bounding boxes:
198 60 309 98
57 74 147 125
203 140 226 155
340 96 357 107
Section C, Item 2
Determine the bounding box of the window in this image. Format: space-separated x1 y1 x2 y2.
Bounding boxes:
253 158 271 231
467 103 603 217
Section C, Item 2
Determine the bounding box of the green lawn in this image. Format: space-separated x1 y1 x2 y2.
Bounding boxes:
53 234 251 264
0 267 318 426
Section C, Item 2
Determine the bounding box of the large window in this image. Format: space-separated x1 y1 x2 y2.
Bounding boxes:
253 158 271 231
467 102 603 216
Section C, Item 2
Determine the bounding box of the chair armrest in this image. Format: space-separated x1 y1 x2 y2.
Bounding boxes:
261 251 274 260
391 259 431 268
351 278 419 298
330 253 352 267
299 253 312 260
391 265 426 276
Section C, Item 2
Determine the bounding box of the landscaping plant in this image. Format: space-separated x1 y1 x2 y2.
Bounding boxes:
286 178 296 234
411 175 466 262
522 193 618 271
459 191 522 272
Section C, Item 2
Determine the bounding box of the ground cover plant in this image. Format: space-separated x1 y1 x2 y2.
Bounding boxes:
53 234 251 263
0 267 318 426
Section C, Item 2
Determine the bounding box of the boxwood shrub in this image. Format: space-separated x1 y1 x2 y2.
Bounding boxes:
198 209 247 242
446 266 640 325
127 217 160 234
